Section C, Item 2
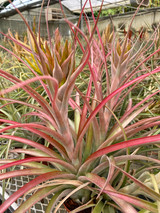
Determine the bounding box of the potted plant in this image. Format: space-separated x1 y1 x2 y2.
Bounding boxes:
0 0 160 212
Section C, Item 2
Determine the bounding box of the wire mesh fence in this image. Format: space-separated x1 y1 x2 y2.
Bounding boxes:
0 147 67 213
0 173 67 213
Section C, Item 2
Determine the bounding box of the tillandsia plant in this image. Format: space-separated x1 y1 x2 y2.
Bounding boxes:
1 0 160 212
7 26 73 79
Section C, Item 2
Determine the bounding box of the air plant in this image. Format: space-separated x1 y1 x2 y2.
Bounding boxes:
7 27 73 82
0 0 160 212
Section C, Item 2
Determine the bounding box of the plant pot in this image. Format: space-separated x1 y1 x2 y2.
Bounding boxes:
0 200 12 213
64 198 92 213
0 186 18 213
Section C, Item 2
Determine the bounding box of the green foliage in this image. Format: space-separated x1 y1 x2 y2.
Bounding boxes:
101 7 124 16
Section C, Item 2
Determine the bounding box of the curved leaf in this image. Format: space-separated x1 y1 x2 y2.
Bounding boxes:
0 157 76 173
0 171 74 213
79 135 160 173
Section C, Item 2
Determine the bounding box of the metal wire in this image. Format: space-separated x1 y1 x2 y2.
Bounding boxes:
1 175 67 212
0 174 67 213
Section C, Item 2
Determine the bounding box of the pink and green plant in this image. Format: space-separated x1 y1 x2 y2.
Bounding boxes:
0 0 160 212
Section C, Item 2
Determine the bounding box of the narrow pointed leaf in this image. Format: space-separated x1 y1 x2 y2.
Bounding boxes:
0 171 74 213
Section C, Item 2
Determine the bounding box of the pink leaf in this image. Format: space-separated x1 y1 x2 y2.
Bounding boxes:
0 157 76 173
79 135 160 173
0 171 74 213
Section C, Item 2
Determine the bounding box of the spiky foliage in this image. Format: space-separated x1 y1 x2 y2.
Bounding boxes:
0 0 160 212
7 28 73 83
